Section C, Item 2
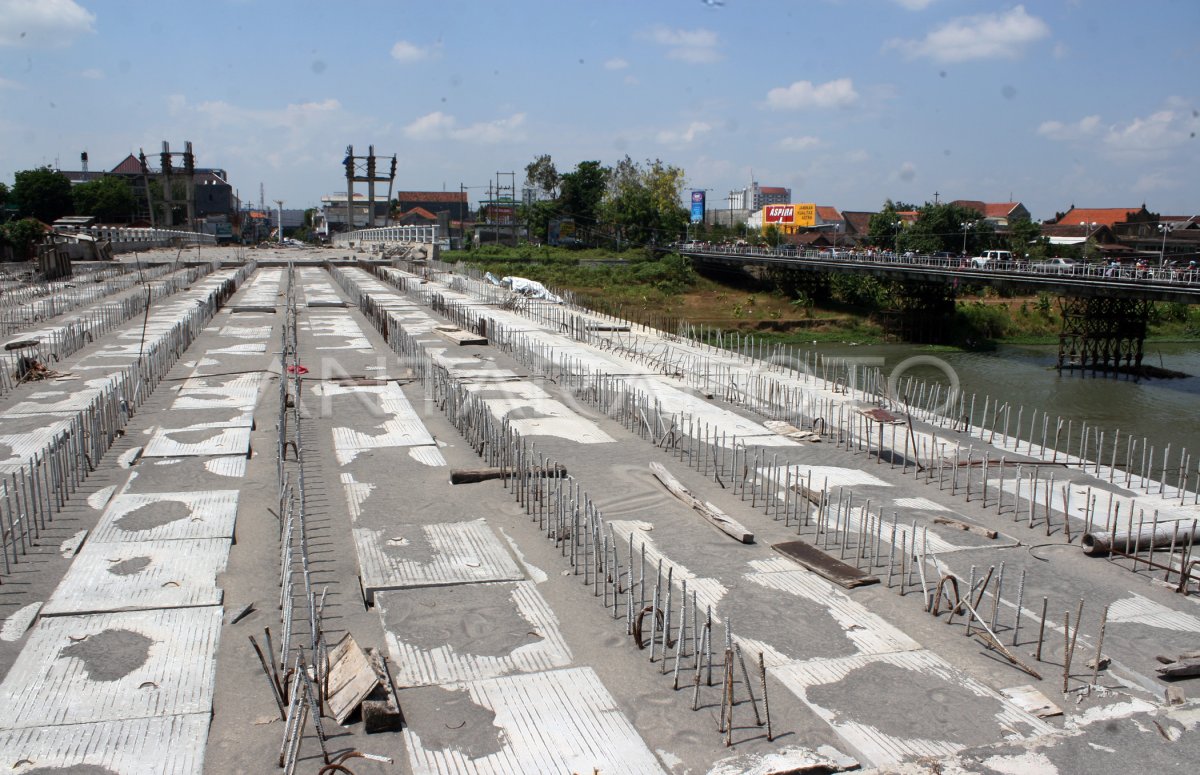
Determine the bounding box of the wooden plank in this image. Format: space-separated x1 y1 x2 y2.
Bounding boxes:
1156 658 1200 679
932 516 998 539
649 462 753 544
325 633 379 724
771 540 879 588
1000 685 1062 718
450 465 567 485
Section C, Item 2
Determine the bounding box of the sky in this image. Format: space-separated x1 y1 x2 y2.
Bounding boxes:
1 0 1197 222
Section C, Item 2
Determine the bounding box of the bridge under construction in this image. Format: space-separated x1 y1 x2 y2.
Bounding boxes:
0 242 1197 774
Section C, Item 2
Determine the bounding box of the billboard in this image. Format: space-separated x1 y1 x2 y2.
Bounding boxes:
762 203 816 227
690 190 705 224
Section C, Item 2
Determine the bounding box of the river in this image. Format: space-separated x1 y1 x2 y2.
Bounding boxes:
808 341 1200 468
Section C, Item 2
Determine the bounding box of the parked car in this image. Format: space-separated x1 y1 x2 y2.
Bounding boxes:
931 251 958 263
971 249 1012 268
1031 257 1078 273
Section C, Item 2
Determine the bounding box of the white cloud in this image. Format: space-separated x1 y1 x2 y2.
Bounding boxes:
81 67 104 80
643 26 721 63
1037 114 1101 141
390 40 437 62
893 0 936 9
765 78 858 110
779 135 820 151
1132 171 1179 194
897 161 917 182
0 75 21 89
886 5 1049 63
656 121 712 146
403 111 456 140
604 58 629 70
0 0 95 47
403 111 527 144
1037 103 1199 161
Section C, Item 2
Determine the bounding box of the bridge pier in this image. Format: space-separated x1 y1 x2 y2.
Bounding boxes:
881 281 956 343
1057 296 1150 374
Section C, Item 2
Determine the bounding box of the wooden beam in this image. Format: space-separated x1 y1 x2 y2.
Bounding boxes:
650 462 753 543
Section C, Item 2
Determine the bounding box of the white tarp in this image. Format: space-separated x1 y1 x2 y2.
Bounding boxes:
498 275 563 304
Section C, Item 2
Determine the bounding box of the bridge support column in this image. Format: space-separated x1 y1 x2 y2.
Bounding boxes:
882 281 956 343
1057 296 1150 374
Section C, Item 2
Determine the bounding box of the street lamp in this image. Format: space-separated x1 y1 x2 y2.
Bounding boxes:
1079 220 1097 258
1158 222 1173 266
961 221 976 256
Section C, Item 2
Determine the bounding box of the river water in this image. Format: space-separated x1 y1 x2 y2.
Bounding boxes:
809 341 1200 466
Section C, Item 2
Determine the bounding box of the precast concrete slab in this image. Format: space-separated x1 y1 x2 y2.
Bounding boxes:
112 456 247 491
142 425 251 459
400 666 665 775
0 713 210 775
205 342 268 355
768 648 1056 768
315 381 437 464
377 581 572 687
0 606 222 728
742 558 921 659
305 313 373 351
235 267 282 308
355 518 524 603
172 372 266 411
90 490 239 543
460 381 615 444
215 323 272 340
41 538 230 616
609 520 730 622
0 415 76 470
4 387 105 415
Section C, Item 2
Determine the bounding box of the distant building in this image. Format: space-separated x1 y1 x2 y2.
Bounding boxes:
393 191 469 222
729 181 791 212
320 193 390 231
57 153 238 226
949 200 1031 227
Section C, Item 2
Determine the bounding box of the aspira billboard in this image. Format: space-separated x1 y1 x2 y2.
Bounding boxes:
762 203 816 231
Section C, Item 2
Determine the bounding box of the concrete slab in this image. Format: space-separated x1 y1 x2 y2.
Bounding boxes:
769 648 1056 768
90 490 239 543
142 425 251 459
0 713 210 774
172 372 266 411
355 519 524 602
378 582 572 687
400 667 665 775
0 606 222 727
41 538 230 616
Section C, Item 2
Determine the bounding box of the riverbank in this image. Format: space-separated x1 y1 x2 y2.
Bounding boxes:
447 247 1200 348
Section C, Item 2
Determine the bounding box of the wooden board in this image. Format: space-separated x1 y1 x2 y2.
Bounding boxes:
649 462 753 543
771 540 879 588
326 633 380 724
435 326 487 346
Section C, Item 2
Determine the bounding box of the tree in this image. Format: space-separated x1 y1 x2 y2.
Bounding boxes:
558 160 608 234
598 156 688 248
0 182 8 208
524 154 559 198
1007 217 1043 260
867 200 904 249
12 167 73 223
0 217 47 259
896 201 990 255
71 176 136 222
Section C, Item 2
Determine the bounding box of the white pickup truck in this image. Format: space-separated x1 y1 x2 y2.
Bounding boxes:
970 250 1012 268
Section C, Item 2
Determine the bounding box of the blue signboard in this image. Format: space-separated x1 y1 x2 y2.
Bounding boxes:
690 190 705 224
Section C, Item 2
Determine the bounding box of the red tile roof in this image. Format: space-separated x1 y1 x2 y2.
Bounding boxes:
951 200 1022 218
400 207 437 220
110 154 144 175
395 191 467 202
759 186 788 195
815 205 842 222
1057 207 1143 228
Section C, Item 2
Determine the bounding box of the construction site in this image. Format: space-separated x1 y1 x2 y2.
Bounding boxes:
0 242 1197 775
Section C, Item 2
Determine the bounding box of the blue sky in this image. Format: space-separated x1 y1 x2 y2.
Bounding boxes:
1 0 1197 221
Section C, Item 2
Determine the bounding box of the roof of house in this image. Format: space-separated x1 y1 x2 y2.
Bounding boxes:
759 186 789 195
394 191 467 203
951 200 1024 219
110 154 144 175
398 207 438 221
1056 207 1145 228
815 205 842 222
840 210 876 234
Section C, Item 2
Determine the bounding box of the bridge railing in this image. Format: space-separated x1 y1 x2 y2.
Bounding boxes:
335 225 440 248
679 242 1200 289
